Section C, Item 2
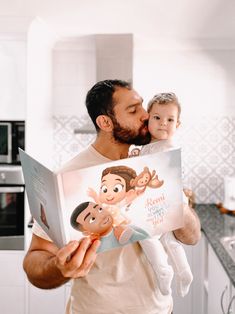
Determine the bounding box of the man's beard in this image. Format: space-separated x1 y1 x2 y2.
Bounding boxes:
111 116 151 146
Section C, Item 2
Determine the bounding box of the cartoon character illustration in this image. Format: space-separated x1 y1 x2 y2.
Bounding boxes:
87 165 139 244
129 147 141 157
130 166 164 195
70 201 149 252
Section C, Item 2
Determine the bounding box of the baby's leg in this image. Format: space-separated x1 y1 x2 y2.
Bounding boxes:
139 237 174 295
114 225 134 244
161 232 193 297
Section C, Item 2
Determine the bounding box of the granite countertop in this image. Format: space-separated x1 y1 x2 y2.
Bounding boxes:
195 204 235 287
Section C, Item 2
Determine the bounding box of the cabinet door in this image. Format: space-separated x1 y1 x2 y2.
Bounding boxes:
27 283 66 314
208 244 231 314
0 251 25 314
172 233 207 314
0 286 25 314
0 40 26 120
172 244 193 314
229 286 235 314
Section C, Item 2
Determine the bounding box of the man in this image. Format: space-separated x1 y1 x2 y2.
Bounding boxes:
23 79 201 314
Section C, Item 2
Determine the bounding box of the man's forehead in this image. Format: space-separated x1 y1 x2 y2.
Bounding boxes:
113 87 143 105
78 202 94 216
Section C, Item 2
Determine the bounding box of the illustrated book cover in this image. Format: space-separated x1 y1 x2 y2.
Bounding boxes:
19 147 184 252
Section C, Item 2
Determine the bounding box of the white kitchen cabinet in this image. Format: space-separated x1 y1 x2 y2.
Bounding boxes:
27 283 67 314
0 38 26 121
173 233 207 314
208 243 233 314
230 286 235 314
0 251 25 314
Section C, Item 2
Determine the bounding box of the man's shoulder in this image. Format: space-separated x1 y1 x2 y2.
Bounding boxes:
60 145 110 173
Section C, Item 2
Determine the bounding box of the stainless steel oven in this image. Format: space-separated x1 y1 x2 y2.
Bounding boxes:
0 122 12 163
0 121 25 165
0 166 24 250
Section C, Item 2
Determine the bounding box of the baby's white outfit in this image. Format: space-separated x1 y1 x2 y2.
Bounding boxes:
138 139 193 297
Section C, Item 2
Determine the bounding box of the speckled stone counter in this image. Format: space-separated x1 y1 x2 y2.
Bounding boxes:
195 204 235 287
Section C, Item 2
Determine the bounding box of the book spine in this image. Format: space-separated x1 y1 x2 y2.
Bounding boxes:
54 173 70 245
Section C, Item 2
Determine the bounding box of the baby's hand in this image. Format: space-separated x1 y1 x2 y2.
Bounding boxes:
87 187 97 199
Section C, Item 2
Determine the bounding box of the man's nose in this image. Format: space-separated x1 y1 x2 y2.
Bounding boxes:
140 108 149 121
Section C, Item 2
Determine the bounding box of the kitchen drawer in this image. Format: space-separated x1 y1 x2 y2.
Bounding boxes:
0 251 25 286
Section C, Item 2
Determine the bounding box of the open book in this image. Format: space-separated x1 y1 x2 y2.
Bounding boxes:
19 148 184 253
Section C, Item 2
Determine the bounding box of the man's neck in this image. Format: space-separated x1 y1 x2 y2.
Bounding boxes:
92 132 130 160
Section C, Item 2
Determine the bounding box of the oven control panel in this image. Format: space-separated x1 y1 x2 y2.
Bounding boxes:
0 166 24 185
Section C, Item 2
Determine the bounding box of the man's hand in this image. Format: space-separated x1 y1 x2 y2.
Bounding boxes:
55 238 100 278
173 203 201 245
23 234 100 289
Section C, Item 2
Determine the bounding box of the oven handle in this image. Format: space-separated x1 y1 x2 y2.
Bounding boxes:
0 186 24 193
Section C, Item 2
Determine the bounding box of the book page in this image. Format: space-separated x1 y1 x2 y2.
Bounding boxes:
59 148 183 253
19 149 67 248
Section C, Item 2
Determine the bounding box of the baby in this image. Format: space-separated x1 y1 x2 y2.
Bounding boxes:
134 92 193 297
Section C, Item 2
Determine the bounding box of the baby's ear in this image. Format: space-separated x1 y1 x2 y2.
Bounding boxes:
176 120 181 128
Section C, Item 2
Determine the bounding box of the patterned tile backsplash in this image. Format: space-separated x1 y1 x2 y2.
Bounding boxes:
53 115 235 204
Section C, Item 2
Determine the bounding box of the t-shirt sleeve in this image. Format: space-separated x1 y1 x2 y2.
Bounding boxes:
32 220 52 242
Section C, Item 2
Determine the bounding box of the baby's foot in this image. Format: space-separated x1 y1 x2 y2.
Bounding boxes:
176 268 193 297
157 266 174 295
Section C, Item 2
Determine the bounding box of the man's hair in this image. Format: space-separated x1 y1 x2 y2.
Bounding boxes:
147 92 181 119
101 165 137 192
86 79 132 131
70 201 90 231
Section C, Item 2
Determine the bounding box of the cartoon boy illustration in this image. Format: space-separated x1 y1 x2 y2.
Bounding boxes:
70 201 149 253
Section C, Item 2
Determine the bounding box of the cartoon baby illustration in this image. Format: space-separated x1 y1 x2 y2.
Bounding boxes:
70 201 149 252
87 165 139 244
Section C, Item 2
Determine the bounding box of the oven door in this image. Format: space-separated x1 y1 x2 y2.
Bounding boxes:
0 186 24 237
0 122 12 163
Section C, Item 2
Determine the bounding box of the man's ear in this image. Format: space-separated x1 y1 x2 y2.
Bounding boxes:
96 115 113 132
176 120 181 128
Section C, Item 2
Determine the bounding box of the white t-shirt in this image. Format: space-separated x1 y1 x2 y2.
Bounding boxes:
32 145 173 314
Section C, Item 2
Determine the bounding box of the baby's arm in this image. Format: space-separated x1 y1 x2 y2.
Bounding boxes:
87 188 100 204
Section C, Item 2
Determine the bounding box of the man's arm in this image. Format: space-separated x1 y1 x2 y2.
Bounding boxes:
23 234 100 289
173 204 201 245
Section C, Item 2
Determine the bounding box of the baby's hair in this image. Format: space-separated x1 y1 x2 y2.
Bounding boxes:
147 92 181 119
102 166 137 192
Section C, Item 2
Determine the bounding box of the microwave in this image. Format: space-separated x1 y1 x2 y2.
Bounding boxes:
0 121 25 164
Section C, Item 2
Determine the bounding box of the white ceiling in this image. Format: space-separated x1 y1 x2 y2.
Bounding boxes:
0 0 234 39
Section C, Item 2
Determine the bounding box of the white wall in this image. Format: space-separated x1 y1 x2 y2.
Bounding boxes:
52 36 96 117
26 18 57 167
0 38 26 120
133 37 235 118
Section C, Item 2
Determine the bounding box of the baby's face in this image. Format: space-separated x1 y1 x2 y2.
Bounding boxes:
148 102 180 141
99 173 127 205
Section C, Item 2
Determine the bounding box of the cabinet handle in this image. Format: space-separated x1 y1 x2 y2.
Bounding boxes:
221 285 228 314
227 295 235 314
